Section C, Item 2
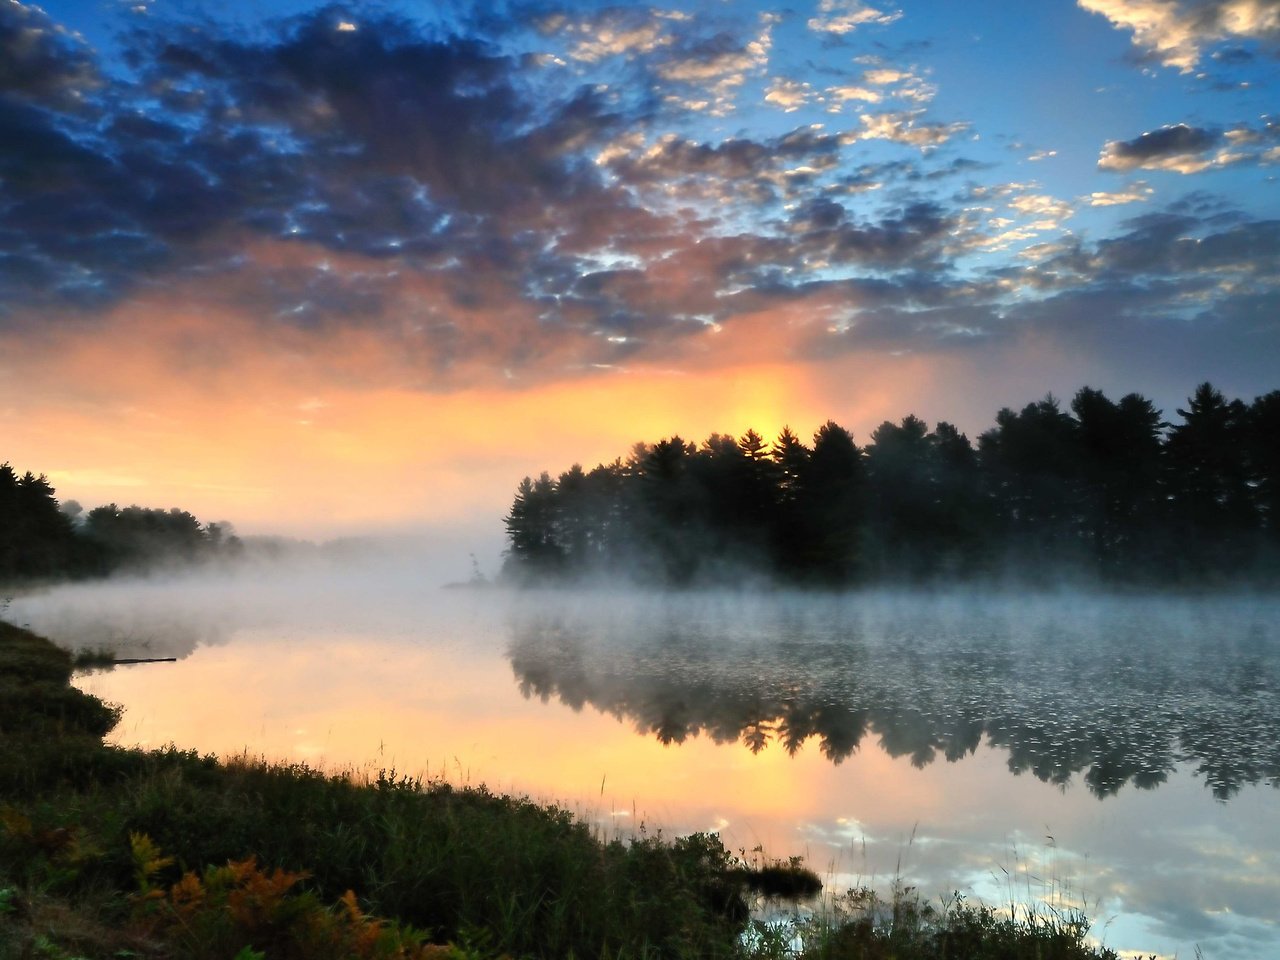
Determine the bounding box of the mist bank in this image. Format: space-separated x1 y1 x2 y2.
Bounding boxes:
2 535 504 664
12 561 1277 804
503 382 1280 589
1 456 502 591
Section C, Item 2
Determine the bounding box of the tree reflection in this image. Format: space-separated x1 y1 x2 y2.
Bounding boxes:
506 598 1280 800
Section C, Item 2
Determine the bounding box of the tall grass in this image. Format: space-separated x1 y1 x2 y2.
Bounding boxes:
747 882 1118 960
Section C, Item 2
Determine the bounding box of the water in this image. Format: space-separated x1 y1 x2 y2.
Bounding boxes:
10 566 1280 960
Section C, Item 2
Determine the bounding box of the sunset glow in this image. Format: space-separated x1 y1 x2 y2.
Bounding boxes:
2 0 1276 536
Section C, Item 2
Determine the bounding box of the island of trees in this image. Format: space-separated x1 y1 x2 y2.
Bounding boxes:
0 464 241 582
503 382 1280 586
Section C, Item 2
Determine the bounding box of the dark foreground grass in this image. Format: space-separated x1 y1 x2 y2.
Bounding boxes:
0 620 1124 960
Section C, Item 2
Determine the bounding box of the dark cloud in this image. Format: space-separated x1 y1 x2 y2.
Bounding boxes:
1073 212 1280 279
0 2 648 333
784 198 955 269
823 156 992 194
1098 123 1222 172
0 0 1275 388
0 98 110 193
130 12 623 212
803 200 1280 373
0 0 964 360
817 301 1004 352
1113 124 1218 159
601 127 843 206
0 1 100 109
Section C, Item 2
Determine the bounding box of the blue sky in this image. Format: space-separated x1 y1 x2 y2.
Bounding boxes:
1 0 1277 530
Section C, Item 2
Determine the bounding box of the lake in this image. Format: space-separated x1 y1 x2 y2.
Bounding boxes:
10 562 1280 960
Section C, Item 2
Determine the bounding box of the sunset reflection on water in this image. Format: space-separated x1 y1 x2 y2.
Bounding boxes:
13 577 1275 960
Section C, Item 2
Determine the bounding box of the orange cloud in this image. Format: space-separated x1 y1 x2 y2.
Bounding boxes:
1 287 1004 537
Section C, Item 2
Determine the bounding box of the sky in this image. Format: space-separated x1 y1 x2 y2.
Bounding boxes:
1 0 1278 539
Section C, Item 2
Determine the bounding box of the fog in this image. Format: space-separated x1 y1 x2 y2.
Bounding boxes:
9 560 1278 799
4 532 504 659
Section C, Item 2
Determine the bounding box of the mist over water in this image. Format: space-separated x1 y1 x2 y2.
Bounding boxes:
6 557 1280 960
507 589 1280 798
5 538 496 658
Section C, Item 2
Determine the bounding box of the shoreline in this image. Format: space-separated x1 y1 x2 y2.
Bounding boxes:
2 619 1127 959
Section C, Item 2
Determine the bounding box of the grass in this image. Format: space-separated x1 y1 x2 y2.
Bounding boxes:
746 884 1120 960
0 620 1129 960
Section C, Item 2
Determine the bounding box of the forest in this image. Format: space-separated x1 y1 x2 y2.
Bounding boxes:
0 465 241 581
503 382 1280 586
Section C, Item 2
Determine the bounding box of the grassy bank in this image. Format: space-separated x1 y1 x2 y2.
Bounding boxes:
1 620 1124 959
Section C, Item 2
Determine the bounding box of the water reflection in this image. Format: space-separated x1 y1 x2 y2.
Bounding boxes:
14 579 1280 958
507 592 1280 800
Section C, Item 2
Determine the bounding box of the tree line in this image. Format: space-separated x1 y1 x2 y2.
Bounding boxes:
503 382 1280 586
0 463 241 582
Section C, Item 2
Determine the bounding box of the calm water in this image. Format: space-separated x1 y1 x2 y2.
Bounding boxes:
11 564 1280 960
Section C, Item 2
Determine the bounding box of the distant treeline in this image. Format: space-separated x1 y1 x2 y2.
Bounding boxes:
0 463 241 582
503 382 1280 586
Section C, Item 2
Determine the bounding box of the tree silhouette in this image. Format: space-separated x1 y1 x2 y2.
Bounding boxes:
1247 391 1280 550
926 421 988 576
978 395 1085 576
0 465 76 579
499 381 1278 587
1071 388 1165 577
865 415 936 579
804 421 866 582
503 473 564 581
1165 383 1256 578
770 426 811 575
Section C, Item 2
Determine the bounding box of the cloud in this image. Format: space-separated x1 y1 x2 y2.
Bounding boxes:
854 61 936 103
812 205 1280 390
0 0 100 109
996 208 1280 302
815 300 1004 352
842 111 967 149
1078 0 1280 71
825 84 882 108
1099 119 1280 174
782 197 957 269
764 77 815 111
597 125 845 208
541 8 675 62
862 67 907 84
1085 181 1156 205
0 0 1275 401
956 182 1076 253
653 13 778 115
0 0 979 374
1098 123 1233 172
1090 211 1280 277
0 4 662 334
767 61 937 115
808 1 902 35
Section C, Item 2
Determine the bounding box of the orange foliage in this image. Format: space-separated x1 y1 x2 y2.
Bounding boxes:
124 834 455 959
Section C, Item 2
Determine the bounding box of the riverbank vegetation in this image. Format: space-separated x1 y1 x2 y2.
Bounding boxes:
0 464 243 582
0 620 1129 959
504 382 1280 587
